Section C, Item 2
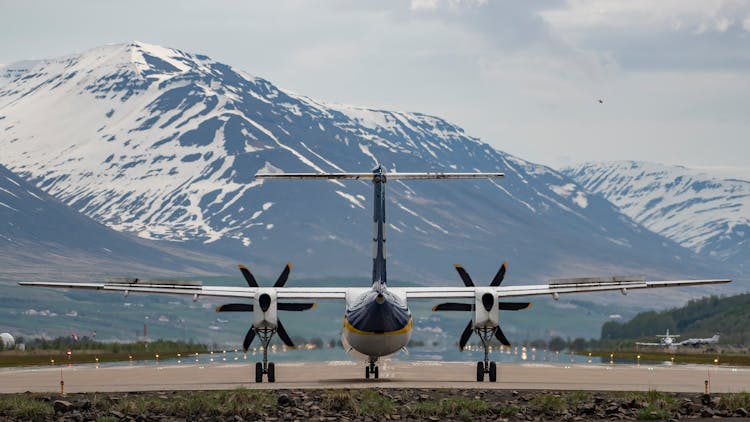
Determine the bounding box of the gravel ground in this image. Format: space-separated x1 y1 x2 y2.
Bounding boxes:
1 388 749 421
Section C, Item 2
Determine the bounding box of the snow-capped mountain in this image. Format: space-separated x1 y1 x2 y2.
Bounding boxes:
0 42 736 288
0 162 231 281
562 161 749 272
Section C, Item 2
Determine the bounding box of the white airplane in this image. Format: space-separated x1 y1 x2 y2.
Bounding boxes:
636 329 720 348
20 166 731 382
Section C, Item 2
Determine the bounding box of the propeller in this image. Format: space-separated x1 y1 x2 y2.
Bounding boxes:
217 263 315 352
433 262 531 350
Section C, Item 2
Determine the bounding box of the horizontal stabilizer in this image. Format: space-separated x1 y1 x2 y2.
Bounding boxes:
256 172 504 180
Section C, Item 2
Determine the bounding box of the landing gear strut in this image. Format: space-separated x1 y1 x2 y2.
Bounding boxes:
365 357 379 379
475 327 497 382
254 328 276 383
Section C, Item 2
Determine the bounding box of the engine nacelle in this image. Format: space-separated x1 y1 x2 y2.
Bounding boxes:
253 288 277 329
473 288 499 328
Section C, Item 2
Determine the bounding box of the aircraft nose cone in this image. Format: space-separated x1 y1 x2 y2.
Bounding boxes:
259 293 271 312
375 293 385 305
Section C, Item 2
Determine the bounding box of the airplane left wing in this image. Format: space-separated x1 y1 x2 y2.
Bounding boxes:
396 277 731 299
17 280 350 300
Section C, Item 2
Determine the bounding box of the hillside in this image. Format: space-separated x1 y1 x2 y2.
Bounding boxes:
601 293 750 345
0 163 232 281
562 161 750 273
0 42 735 293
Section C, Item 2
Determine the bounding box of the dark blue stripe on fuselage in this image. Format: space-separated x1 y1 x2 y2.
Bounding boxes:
346 293 411 334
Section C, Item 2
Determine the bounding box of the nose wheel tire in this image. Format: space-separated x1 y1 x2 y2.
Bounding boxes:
476 361 484 381
365 358 379 379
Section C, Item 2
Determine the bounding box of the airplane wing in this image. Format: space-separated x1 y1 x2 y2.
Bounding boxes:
17 280 351 300
635 342 662 346
676 335 719 346
396 277 731 299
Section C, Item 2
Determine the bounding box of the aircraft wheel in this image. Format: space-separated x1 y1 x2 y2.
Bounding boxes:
267 362 275 383
476 361 484 382
374 366 379 379
489 362 497 382
365 366 370 379
255 362 263 383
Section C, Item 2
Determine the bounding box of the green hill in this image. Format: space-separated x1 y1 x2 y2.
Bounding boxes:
601 293 750 345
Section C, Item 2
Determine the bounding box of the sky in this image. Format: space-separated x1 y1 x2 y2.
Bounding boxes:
1 0 749 179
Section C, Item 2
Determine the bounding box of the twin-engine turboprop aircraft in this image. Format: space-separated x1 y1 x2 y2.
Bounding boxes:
20 166 730 382
636 329 721 348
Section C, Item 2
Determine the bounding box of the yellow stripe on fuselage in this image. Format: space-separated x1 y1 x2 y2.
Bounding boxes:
343 316 413 336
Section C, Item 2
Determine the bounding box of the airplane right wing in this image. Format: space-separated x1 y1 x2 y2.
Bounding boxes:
399 277 730 299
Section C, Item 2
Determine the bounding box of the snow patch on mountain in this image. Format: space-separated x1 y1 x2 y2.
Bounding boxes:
562 161 750 266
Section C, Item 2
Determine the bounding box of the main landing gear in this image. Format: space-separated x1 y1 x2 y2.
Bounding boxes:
475 327 498 382
365 357 379 379
254 328 276 383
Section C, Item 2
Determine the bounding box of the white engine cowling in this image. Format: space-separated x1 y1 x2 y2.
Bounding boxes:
473 288 499 328
253 289 278 329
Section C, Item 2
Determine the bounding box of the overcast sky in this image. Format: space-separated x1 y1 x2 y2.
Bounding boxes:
1 0 749 178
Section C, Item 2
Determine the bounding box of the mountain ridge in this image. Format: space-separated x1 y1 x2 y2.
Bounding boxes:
0 42 738 296
561 161 749 274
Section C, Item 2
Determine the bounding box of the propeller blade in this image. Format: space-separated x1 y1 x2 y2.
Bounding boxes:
238 265 258 287
498 302 531 311
273 262 292 288
276 319 295 347
216 303 254 312
432 303 472 311
454 265 474 287
458 320 474 351
490 261 507 287
278 302 316 311
494 326 511 346
242 328 256 352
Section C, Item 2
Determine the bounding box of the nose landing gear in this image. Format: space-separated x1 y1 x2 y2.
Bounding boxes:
365 357 379 379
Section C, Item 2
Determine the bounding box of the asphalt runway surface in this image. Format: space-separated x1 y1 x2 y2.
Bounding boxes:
2 361 748 394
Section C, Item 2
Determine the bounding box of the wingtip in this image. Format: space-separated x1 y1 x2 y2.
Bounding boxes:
453 264 463 269
431 305 439 312
238 264 247 270
215 305 222 313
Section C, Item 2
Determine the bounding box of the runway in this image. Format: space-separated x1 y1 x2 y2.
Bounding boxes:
2 361 749 394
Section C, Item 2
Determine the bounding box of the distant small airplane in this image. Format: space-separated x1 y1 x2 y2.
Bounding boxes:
636 329 720 348
598 99 604 104
20 166 730 383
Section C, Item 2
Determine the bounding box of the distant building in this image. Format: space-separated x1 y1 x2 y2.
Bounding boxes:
0 333 15 350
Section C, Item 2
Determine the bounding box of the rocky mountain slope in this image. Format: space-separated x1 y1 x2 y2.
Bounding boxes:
0 42 734 292
562 161 749 275
0 163 230 281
